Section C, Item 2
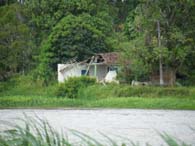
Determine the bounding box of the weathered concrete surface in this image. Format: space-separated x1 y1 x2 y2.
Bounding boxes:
0 109 195 145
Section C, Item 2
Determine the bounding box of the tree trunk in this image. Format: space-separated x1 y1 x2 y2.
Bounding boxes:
157 20 164 86
170 69 176 86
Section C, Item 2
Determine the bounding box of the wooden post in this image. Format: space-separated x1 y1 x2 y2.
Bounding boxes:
94 56 97 78
157 20 164 86
85 56 94 76
94 64 97 77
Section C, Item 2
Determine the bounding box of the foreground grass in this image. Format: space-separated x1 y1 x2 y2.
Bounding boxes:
0 116 193 146
0 96 195 110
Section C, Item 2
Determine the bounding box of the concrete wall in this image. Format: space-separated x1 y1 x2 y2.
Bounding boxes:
89 64 108 81
58 64 87 82
58 64 113 82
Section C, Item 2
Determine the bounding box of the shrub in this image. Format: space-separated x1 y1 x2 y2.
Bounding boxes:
54 76 96 98
78 84 115 99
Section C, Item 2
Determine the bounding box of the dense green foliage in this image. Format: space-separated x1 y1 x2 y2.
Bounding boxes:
54 76 96 98
123 0 195 84
0 0 195 85
0 4 33 80
38 14 111 77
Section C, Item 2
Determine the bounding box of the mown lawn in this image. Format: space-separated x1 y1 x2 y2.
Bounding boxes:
0 96 195 110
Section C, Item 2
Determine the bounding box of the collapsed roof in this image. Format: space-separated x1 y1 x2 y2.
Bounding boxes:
59 52 120 72
94 52 120 65
85 52 120 65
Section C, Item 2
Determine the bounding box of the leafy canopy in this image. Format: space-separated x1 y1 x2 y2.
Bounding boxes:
0 3 32 80
124 0 195 81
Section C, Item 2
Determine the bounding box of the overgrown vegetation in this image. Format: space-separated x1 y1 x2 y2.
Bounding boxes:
0 1 195 109
0 76 195 109
54 76 96 98
1 76 195 99
123 0 195 84
0 0 195 85
0 75 56 97
0 117 193 146
79 84 195 99
1 1 195 144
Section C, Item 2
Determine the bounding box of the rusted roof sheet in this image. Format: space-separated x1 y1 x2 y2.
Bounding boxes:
97 52 120 65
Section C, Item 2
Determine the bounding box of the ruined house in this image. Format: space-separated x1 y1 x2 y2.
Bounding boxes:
58 52 120 83
58 52 176 86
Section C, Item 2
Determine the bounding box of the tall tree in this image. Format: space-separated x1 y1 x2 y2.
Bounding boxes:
0 3 33 80
24 0 117 83
125 0 195 85
24 0 116 46
36 14 112 84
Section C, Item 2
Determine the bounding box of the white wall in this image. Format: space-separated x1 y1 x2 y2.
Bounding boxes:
58 63 117 82
89 64 108 81
58 64 87 82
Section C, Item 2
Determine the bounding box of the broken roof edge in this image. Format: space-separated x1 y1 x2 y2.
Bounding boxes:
58 52 121 72
96 52 120 65
59 62 88 72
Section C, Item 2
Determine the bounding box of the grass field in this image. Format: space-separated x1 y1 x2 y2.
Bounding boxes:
1 76 195 109
0 95 195 110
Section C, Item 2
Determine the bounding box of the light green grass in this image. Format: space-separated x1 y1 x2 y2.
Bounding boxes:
0 96 195 110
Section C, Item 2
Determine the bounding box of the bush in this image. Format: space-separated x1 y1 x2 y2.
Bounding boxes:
54 76 96 98
78 84 115 99
181 70 195 86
